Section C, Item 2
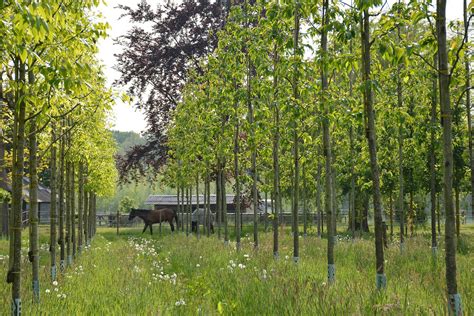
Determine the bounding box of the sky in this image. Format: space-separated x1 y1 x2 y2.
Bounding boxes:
98 0 466 134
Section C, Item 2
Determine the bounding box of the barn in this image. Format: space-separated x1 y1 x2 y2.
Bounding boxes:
144 194 237 212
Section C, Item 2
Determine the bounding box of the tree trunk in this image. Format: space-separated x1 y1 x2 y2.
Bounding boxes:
303 162 307 237
196 175 200 239
71 163 76 259
234 82 241 251
221 164 228 244
78 162 84 252
186 187 190 236
50 125 58 281
455 188 460 238
292 0 300 263
397 39 405 251
389 192 393 240
59 127 65 271
465 0 474 226
10 60 26 315
84 187 89 246
436 0 462 312
66 158 71 266
321 0 334 282
316 154 322 238
362 9 385 289
28 117 40 302
272 42 280 258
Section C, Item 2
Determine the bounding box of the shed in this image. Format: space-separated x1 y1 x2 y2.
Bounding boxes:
144 194 237 212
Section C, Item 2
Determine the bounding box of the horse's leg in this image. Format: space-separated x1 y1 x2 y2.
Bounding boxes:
150 224 153 235
142 223 148 234
170 220 175 232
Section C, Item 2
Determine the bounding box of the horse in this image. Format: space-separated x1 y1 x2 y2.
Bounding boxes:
128 208 178 235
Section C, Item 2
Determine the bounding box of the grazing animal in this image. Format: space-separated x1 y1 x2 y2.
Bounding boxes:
128 208 178 235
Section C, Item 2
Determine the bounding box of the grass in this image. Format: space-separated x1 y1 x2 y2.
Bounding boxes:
0 224 473 315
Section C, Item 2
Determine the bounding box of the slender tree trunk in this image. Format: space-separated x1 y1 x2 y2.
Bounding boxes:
437 0 462 312
78 162 84 252
205 170 210 237
181 185 185 232
177 184 180 233
71 163 76 259
437 193 441 235
89 192 94 239
455 188 460 238
28 117 40 302
465 0 474 225
221 165 228 244
272 42 280 258
84 187 89 246
389 192 393 240
321 0 334 282
362 9 386 289
66 158 71 266
186 186 192 237
196 175 200 239
350 126 356 239
59 128 65 271
430 53 438 255
316 154 322 238
264 190 268 232
397 52 405 252
234 83 241 251
303 163 307 237
291 0 300 264
10 60 26 315
50 125 58 281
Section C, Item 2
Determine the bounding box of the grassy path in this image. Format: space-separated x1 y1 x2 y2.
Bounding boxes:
1 226 473 314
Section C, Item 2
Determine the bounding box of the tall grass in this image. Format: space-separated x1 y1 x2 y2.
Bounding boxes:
0 225 473 315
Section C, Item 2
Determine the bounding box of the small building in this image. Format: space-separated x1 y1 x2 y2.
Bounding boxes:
144 194 237 212
0 176 51 226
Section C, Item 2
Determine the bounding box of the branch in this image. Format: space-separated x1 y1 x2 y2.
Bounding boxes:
413 51 438 73
449 13 474 78
454 86 474 109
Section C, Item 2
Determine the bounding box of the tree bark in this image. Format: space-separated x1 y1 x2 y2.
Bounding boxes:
272 42 280 258
71 163 76 259
321 0 334 282
10 60 26 315
50 124 58 281
361 9 386 289
436 0 462 312
465 0 474 225
233 81 241 251
28 117 40 302
78 162 84 252
59 126 65 271
292 0 300 263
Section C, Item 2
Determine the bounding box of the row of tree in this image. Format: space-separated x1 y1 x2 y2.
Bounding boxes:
156 0 469 314
1 1 117 314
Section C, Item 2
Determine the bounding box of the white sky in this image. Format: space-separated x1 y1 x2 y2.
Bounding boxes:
98 0 465 134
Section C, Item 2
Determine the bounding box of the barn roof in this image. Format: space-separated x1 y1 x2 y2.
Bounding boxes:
145 194 235 206
0 176 51 203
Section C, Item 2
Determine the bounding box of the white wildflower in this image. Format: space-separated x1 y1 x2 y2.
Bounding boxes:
196 264 200 268
52 281 58 286
45 289 51 294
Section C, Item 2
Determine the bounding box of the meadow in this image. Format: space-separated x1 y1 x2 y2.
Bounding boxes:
0 225 473 315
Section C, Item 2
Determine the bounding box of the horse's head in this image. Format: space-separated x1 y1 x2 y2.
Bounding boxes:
128 208 137 221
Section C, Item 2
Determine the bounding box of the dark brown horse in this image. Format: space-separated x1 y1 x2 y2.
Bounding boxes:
128 208 178 235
